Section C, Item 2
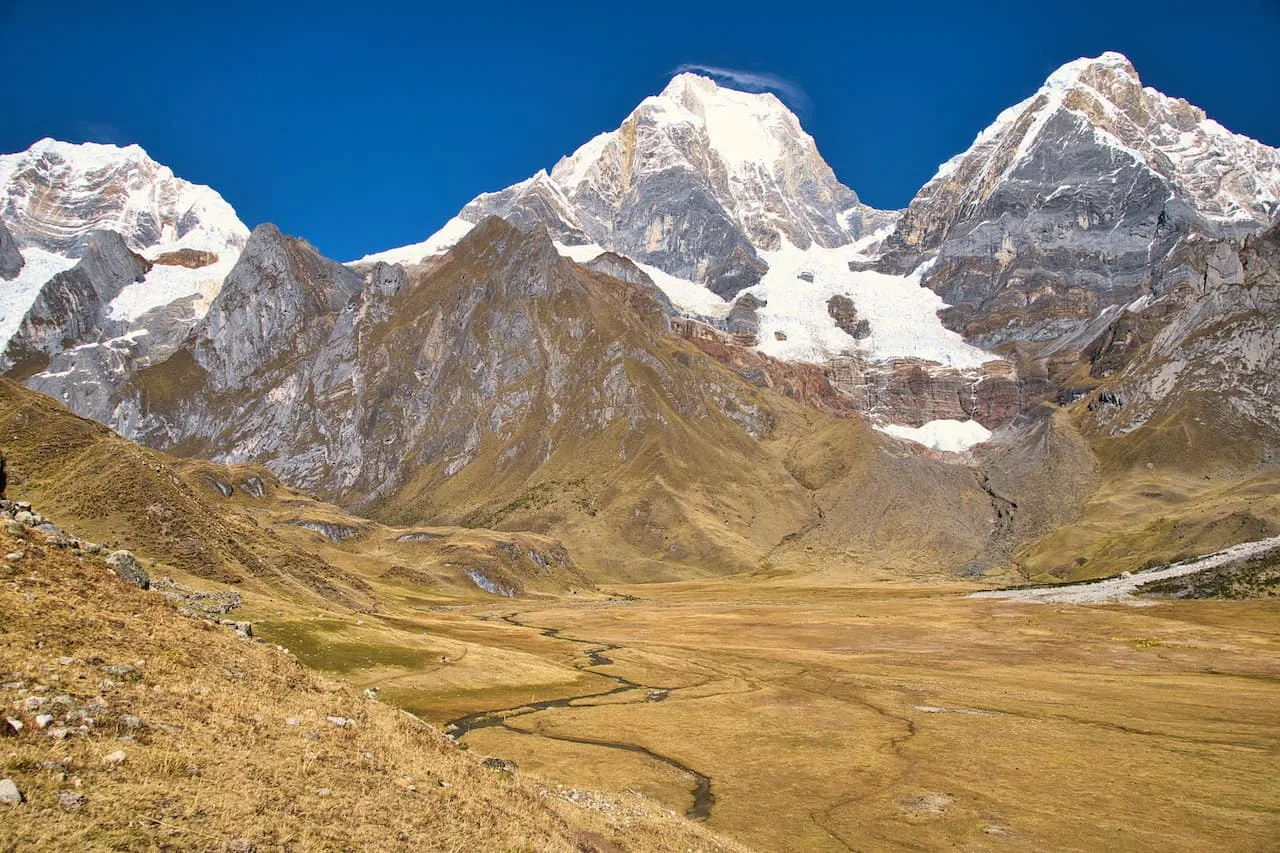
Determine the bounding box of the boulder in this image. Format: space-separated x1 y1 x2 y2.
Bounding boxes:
106 550 150 590
0 779 22 804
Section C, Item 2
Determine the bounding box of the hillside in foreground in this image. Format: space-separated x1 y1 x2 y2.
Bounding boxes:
0 512 740 852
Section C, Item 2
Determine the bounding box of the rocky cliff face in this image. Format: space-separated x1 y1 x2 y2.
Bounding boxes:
1077 221 1280 463
3 231 148 376
0 218 22 280
193 224 364 392
873 52 1280 349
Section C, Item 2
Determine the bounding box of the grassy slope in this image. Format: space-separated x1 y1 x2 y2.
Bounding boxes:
0 525 742 852
1007 396 1280 582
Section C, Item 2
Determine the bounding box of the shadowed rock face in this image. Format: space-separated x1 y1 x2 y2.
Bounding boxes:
872 53 1280 349
0 218 22 280
2 230 148 373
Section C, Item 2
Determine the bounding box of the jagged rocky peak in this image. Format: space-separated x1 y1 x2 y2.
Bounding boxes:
875 51 1280 348
0 138 248 258
369 73 894 300
0 138 252 357
195 223 363 391
549 71 868 252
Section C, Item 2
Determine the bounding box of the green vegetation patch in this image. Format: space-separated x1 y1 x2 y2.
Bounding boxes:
256 618 432 673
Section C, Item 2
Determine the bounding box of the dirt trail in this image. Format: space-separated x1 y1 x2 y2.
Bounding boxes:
971 535 1280 604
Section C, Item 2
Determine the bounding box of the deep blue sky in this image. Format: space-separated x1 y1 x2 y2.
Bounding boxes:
3 0 1278 260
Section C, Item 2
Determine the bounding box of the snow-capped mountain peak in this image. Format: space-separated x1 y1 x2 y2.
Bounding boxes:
0 137 248 257
0 138 250 349
929 52 1280 226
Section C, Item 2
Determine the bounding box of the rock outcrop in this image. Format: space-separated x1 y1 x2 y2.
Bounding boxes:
0 218 22 280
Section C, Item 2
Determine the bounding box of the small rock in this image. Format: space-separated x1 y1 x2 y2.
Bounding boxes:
0 779 22 804
362 688 379 700
482 757 518 774
50 694 74 708
4 717 23 735
103 750 127 767
58 657 74 667
102 664 140 682
326 716 351 729
225 840 256 853
284 717 300 727
13 511 35 527
393 777 416 792
4 551 22 561
23 696 44 711
119 715 143 730
46 727 69 740
316 788 332 797
58 791 86 811
105 551 149 590
34 714 53 729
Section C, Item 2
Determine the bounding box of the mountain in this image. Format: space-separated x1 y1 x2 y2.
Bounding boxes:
26 214 1022 578
6 56 1280 583
872 52 1280 349
357 74 997 393
0 138 249 353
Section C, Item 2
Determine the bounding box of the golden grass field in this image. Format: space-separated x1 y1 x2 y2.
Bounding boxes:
245 573 1280 852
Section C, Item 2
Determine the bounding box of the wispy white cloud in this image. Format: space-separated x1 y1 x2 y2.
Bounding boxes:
671 64 811 112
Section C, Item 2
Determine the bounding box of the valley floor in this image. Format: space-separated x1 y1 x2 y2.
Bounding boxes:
255 575 1280 852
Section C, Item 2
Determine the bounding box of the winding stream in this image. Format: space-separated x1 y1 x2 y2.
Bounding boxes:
445 613 716 821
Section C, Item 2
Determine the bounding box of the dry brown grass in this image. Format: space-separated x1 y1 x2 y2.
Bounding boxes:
0 528 743 852
379 581 1280 852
